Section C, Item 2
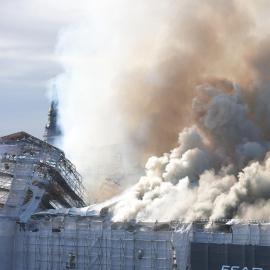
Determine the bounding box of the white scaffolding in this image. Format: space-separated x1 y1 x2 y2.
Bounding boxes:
192 219 270 246
9 217 270 270
0 132 86 222
18 218 192 270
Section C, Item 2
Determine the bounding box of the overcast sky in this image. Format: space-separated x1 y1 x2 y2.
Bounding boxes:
1 0 270 141
0 0 91 138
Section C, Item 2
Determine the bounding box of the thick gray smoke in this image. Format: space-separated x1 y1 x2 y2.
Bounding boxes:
113 80 270 221
54 0 270 218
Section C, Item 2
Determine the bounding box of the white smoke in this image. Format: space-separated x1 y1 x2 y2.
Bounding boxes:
54 0 270 218
112 81 270 222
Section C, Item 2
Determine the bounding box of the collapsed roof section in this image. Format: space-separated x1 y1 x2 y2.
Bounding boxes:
0 132 86 222
87 143 144 202
33 193 124 219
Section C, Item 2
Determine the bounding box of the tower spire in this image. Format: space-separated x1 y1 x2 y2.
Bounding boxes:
44 78 61 145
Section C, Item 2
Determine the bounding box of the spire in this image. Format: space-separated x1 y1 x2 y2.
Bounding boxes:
51 80 58 110
44 78 62 145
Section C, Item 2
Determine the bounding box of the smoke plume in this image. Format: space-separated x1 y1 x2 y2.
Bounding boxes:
55 0 270 219
113 81 270 221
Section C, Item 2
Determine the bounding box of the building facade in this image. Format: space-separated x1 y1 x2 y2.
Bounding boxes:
0 132 270 269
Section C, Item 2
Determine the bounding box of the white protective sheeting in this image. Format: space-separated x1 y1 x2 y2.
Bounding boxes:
193 222 270 246
0 145 9 164
232 224 270 245
173 224 192 270
0 219 16 270
193 230 233 244
35 194 125 217
9 217 270 270
18 218 194 270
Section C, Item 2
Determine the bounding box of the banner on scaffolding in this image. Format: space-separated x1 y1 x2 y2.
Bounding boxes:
191 242 270 270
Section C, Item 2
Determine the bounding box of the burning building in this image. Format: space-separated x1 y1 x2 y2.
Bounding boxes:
0 129 270 269
2 1 270 266
1 81 270 270
1 130 269 270
2 198 270 269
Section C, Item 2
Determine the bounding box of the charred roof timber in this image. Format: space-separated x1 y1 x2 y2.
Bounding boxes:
0 131 86 222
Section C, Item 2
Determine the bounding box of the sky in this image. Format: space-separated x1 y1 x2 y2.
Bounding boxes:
1 0 270 141
0 0 90 138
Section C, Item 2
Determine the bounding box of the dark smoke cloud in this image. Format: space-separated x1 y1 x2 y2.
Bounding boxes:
113 80 270 222
115 0 256 160
57 0 270 215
